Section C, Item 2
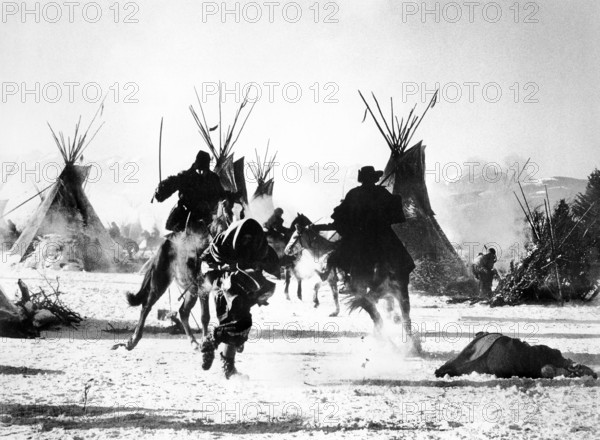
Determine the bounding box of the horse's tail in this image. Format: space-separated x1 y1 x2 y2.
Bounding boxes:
126 263 153 306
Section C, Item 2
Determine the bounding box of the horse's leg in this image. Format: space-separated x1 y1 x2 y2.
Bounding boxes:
385 296 395 313
113 241 174 350
199 291 211 337
178 287 199 350
329 270 340 317
296 276 302 301
350 278 383 334
284 267 291 300
397 273 412 335
361 297 383 335
313 280 320 308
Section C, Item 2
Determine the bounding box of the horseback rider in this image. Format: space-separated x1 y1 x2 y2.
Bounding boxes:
263 207 289 239
127 150 241 327
472 248 498 297
199 218 279 379
312 165 415 281
154 150 233 233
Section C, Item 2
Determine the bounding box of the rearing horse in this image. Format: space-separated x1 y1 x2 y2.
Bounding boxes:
112 199 237 351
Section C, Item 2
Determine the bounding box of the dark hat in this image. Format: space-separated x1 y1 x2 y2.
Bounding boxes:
195 150 211 169
274 207 284 215
357 166 384 183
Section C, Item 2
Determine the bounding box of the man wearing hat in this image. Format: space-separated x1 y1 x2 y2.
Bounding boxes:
313 165 415 292
154 150 232 233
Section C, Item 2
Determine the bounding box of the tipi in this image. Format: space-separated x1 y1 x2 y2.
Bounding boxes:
189 85 251 205
248 144 278 224
359 90 465 269
10 110 118 270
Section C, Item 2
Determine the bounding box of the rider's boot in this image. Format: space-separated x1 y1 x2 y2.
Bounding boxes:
221 352 239 379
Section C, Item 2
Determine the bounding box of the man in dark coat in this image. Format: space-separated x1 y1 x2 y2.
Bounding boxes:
435 332 597 379
314 165 415 281
199 218 279 379
263 207 289 238
472 248 498 297
154 150 229 232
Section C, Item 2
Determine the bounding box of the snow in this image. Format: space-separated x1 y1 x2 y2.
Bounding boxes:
0 267 599 440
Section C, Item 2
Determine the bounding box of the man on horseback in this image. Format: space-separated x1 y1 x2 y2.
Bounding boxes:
199 218 279 379
312 166 415 333
154 150 230 232
264 207 289 239
121 150 241 351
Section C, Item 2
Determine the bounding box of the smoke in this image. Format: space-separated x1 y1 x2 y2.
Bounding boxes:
170 230 211 289
427 154 587 270
247 195 275 226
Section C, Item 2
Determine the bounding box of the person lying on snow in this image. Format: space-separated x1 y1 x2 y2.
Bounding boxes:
435 332 597 379
199 218 280 379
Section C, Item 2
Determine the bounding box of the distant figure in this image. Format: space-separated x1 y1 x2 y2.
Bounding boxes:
108 222 121 239
435 332 597 379
7 220 20 237
264 207 289 238
472 248 498 297
1 220 20 244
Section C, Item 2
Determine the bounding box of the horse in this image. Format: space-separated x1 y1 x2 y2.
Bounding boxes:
112 200 238 352
282 214 341 317
264 214 312 301
138 228 163 258
289 223 413 334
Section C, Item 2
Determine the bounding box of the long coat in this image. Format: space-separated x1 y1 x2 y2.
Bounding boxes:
155 167 227 232
329 184 415 279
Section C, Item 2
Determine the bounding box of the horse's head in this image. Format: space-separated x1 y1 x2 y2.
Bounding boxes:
290 213 312 230
284 220 319 257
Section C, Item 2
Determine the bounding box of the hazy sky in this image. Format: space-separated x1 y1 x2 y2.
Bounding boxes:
1 0 599 211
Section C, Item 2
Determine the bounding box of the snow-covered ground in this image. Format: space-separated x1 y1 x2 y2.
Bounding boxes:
1 268 599 440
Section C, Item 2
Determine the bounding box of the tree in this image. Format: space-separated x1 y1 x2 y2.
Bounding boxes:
573 168 600 251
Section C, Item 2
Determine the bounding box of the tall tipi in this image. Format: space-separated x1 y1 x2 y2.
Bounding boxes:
10 110 118 270
359 90 465 270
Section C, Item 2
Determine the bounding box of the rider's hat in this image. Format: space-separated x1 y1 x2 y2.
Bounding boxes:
357 166 384 184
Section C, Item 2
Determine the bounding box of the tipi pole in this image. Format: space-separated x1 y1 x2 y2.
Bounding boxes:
0 182 55 221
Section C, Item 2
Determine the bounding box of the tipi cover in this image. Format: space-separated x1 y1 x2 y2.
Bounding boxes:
10 164 118 269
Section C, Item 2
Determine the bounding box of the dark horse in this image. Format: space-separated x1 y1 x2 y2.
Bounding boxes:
112 200 235 351
289 223 413 336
